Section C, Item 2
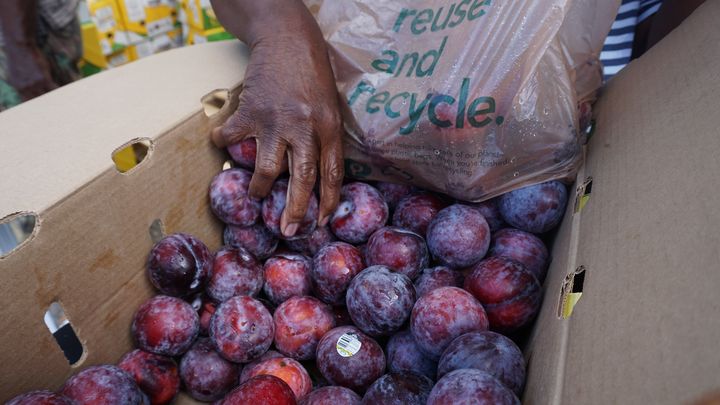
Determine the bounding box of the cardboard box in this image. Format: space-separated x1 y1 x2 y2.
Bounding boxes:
185 25 233 46
2 3 720 404
179 0 220 30
116 0 178 37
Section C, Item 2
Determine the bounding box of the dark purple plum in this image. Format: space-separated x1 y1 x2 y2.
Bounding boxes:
361 372 433 405
285 225 337 257
414 266 463 297
262 178 319 239
6 391 75 405
224 224 278 260
315 326 385 392
210 295 274 363
410 287 489 360
498 180 568 234
464 257 541 333
365 227 428 280
346 266 416 337
427 369 520 405
146 233 213 297
239 356 312 399
426 204 490 268
207 246 264 303
438 331 525 396
209 168 262 226
61 365 144 405
392 194 448 236
180 338 239 401
263 254 313 305
468 198 505 232
132 295 199 356
118 349 180 405
299 386 361 405
227 138 257 170
386 330 437 380
217 375 296 405
330 182 388 244
375 182 414 210
273 296 335 360
489 228 549 282
311 242 365 305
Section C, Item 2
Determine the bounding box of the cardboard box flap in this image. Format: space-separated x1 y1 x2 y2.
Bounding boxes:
0 41 248 221
562 2 720 404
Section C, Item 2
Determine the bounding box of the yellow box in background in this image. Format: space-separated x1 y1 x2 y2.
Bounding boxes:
185 25 233 45
179 0 220 30
80 22 135 70
116 0 178 36
80 0 129 56
129 28 183 60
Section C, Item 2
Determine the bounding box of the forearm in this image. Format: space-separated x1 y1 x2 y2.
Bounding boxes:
209 0 323 49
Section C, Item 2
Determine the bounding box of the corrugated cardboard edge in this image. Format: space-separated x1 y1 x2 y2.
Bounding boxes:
524 2 720 404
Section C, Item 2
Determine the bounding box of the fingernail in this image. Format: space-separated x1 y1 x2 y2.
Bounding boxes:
319 215 330 227
283 223 299 238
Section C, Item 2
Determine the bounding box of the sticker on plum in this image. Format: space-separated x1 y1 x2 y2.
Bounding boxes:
336 332 362 357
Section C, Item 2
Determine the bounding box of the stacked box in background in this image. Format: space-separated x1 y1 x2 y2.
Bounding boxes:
179 0 234 45
78 0 135 74
79 0 187 76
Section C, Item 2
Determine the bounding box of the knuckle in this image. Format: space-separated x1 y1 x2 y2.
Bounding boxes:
324 160 344 186
255 160 279 178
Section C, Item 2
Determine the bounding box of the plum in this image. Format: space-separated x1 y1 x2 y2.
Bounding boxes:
6 391 75 405
498 180 568 234
118 349 180 405
364 227 428 280
239 356 312 399
146 233 213 297
464 257 541 333
410 287 488 360
299 386 361 405
468 198 505 232
263 254 313 305
346 266 416 337
427 369 520 405
61 365 144 405
209 168 261 226
385 330 437 380
438 331 525 396
375 182 414 210
489 228 550 282
224 224 278 260
217 375 296 405
414 266 463 297
330 183 388 244
392 194 447 236
285 225 336 257
273 296 335 360
426 204 490 268
210 295 274 363
262 178 319 239
132 295 199 356
179 338 239 401
207 247 263 303
361 372 433 405
227 138 257 170
239 350 284 383
315 326 385 392
311 242 364 305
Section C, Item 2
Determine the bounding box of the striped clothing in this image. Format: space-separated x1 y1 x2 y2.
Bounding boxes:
601 0 663 80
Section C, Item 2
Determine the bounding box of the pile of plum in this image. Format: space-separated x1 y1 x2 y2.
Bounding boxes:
8 141 568 405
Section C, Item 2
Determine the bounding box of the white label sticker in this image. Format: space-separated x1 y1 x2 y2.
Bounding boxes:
94 6 116 31
336 332 362 357
124 0 146 22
